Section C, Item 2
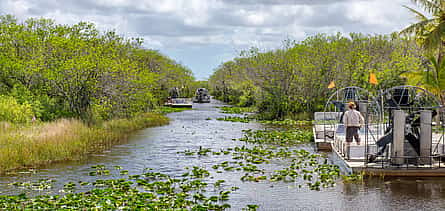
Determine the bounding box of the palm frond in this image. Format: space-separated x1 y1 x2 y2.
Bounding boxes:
430 56 439 68
438 55 445 89
423 21 445 50
422 56 445 94
400 19 434 36
403 5 428 21
411 0 444 14
402 70 424 85
429 0 445 11
429 56 439 81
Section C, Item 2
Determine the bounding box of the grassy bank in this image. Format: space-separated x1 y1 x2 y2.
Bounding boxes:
217 106 314 125
0 112 169 174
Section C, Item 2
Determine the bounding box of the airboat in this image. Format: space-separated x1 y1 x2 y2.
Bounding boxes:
193 88 211 103
165 87 193 108
314 86 445 176
165 98 193 108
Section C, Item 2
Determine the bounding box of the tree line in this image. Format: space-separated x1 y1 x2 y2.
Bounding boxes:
0 15 196 123
209 33 425 120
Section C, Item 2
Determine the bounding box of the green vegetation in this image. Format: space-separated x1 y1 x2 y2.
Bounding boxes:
216 106 254 123
232 128 339 190
216 116 251 123
0 15 196 123
0 113 168 174
258 119 313 127
216 107 314 126
155 106 193 114
342 173 365 183
177 146 213 156
0 122 339 209
219 106 257 114
400 0 445 104
401 0 445 53
0 165 242 210
180 128 339 191
0 95 34 123
209 33 423 120
239 129 314 146
0 15 199 173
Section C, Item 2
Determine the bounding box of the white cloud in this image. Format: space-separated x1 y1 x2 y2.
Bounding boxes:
346 1 392 26
142 36 164 49
1 0 31 18
178 34 228 45
245 12 266 26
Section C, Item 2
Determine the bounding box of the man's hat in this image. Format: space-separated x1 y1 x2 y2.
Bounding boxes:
348 101 356 108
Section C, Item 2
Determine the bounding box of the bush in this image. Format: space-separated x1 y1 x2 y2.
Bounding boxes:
9 85 71 121
0 96 34 123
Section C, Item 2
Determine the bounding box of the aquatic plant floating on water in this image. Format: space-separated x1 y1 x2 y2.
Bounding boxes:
216 116 251 123
239 129 313 146
218 106 256 114
258 119 313 126
0 166 249 210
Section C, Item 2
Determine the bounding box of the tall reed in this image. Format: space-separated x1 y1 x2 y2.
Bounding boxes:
0 113 169 174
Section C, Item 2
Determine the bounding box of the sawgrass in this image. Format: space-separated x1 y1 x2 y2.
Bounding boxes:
0 113 169 174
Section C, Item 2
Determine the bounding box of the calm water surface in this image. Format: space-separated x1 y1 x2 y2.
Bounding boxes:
1 101 445 210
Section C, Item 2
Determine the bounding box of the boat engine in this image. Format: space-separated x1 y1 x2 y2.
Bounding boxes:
366 86 444 165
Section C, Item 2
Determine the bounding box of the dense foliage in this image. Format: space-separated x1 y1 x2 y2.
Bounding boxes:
209 33 424 119
0 15 196 123
401 0 445 104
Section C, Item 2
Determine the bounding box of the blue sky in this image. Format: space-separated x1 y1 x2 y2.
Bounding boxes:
0 0 418 80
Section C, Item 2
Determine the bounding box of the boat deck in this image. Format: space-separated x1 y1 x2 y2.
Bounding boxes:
333 150 445 176
314 121 445 176
332 132 445 176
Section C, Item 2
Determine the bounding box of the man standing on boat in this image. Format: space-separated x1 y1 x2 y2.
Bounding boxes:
343 102 364 159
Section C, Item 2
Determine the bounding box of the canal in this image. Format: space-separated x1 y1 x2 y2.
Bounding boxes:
1 100 445 210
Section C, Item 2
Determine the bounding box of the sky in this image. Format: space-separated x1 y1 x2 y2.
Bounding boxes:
0 0 419 80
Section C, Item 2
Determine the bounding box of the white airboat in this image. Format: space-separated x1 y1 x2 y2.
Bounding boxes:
313 86 445 176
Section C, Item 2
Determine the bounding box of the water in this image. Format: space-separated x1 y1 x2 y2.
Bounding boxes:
1 100 445 210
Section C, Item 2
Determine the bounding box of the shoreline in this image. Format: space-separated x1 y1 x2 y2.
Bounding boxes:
0 112 170 174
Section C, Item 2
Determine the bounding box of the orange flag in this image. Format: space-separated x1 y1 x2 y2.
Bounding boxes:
328 81 336 89
369 73 378 85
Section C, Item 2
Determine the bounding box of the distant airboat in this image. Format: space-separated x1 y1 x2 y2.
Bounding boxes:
193 88 211 103
165 87 193 108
